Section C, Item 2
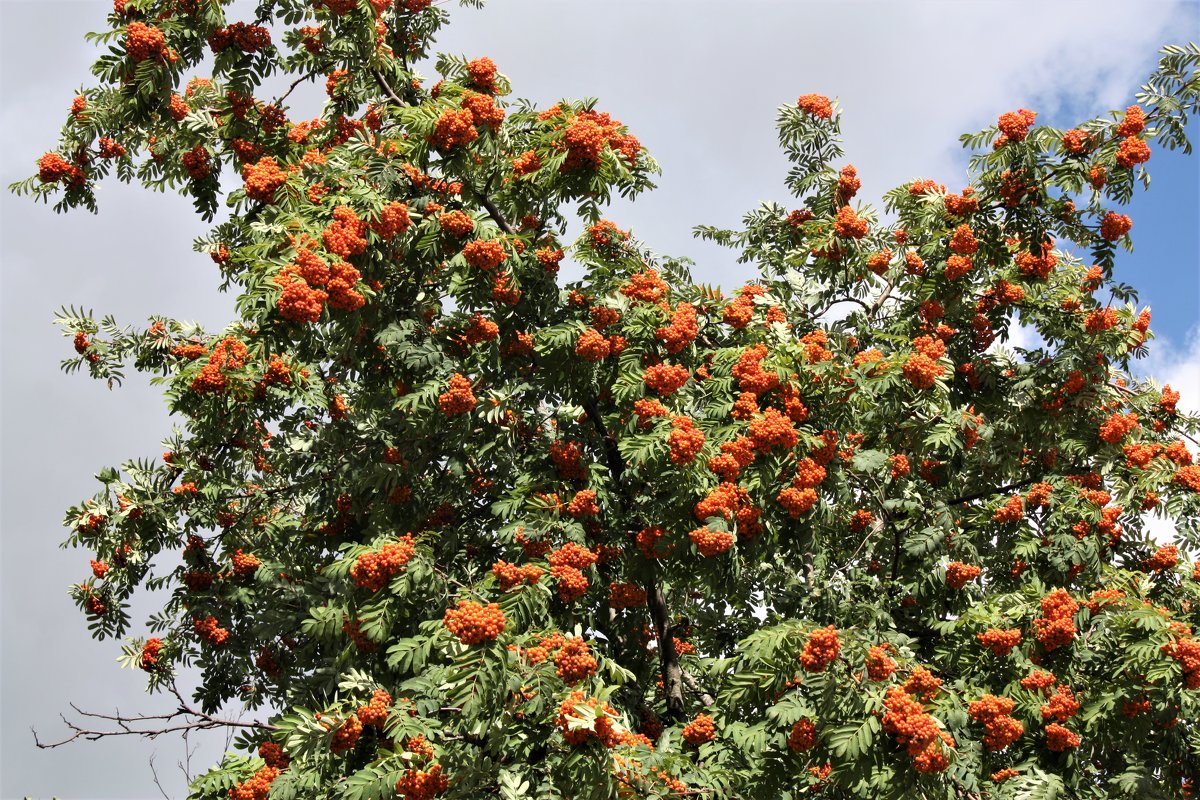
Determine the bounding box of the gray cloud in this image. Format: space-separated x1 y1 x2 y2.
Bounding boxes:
2 1 1193 797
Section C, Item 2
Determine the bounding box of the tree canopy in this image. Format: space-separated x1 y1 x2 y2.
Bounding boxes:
14 1 1200 797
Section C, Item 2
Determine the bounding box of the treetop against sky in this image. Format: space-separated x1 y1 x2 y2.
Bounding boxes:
5 1 1200 798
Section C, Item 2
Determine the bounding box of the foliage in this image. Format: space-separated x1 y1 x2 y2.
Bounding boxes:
16 2 1200 797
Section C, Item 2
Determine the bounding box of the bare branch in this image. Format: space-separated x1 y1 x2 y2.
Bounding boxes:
32 684 275 750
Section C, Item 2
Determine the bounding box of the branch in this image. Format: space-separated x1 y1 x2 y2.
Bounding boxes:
682 668 716 707
479 194 516 235
943 476 1040 507
647 571 687 721
32 684 275 749
371 67 408 108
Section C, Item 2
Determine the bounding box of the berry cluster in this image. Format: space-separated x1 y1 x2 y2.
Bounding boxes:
643 363 690 396
1044 722 1080 752
575 328 612 361
194 615 229 646
357 689 392 727
462 239 508 271
1033 589 1079 651
566 489 599 518
656 303 698 353
748 408 798 451
492 560 542 591
977 628 1021 657
229 766 281 800
799 626 841 673
667 417 705 464
682 714 716 746
866 644 897 681
881 686 954 773
139 637 163 672
796 94 833 119
968 694 1024 751
243 157 287 203
620 269 668 303
443 600 506 645
330 714 362 754
557 690 621 746
438 374 476 415
689 527 734 557
350 536 416 592
609 581 647 609
788 718 817 752
395 764 448 800
945 561 981 589
1162 634 1200 688
553 636 598 684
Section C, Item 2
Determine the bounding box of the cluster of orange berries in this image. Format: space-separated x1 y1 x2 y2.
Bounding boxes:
689 527 734 557
866 644 898 681
796 94 833 119
993 494 1024 523
350 536 416 592
667 417 706 464
555 109 640 170
139 637 163 671
608 581 647 609
443 600 506 645
969 694 1024 751
1044 722 1081 752
395 764 448 800
945 561 981 589
438 374 476 415
902 352 944 390
357 689 392 728
731 344 779 395
833 205 868 239
1099 412 1139 444
787 718 817 752
996 108 1036 144
492 560 543 591
557 691 622 746
643 363 690 396
243 156 287 203
575 327 615 362
656 303 698 353
748 408 799 452
800 626 841 673
208 22 271 53
1162 633 1200 688
881 684 953 773
552 636 598 684
191 336 249 394
694 482 762 537
194 615 229 646
977 628 1022 657
566 489 599 518
462 239 508 271
681 713 715 746
229 763 282 800
330 714 362 754
548 542 597 601
125 22 167 62
1033 589 1078 651
1100 211 1133 241
616 269 668 305
1146 544 1180 573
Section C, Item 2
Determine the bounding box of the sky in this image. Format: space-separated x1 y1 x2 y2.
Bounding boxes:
1 0 1198 797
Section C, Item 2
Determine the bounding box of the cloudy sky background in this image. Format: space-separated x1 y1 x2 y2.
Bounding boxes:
2 0 1198 797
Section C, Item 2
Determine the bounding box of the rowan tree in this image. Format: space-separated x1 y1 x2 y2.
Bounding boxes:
14 1 1200 797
